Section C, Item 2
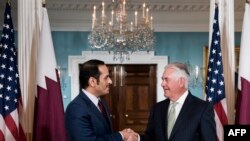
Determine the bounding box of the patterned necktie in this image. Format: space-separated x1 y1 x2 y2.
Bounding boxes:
98 100 109 123
168 102 177 138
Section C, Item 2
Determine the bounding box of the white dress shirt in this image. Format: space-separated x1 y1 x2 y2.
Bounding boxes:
82 89 101 111
168 90 189 119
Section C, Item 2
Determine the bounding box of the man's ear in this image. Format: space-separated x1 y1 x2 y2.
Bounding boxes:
89 77 97 87
179 77 185 87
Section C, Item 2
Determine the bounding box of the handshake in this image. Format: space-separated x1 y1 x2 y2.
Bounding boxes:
120 128 139 141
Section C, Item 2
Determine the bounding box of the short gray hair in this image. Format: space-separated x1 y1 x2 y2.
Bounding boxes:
165 62 189 88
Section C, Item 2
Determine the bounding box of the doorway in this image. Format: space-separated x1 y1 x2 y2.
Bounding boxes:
68 51 168 103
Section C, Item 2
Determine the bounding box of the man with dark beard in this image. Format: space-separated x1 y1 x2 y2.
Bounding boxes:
65 59 137 141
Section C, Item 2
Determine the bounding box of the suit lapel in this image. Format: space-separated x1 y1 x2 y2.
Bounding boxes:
99 99 112 130
169 92 194 139
80 92 112 131
162 99 170 140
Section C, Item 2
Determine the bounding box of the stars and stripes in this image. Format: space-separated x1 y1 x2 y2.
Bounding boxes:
205 5 228 141
0 2 26 141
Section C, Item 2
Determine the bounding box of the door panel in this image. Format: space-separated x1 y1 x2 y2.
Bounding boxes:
103 64 156 134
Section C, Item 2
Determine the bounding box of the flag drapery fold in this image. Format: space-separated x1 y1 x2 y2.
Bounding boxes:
33 7 67 141
206 5 228 141
235 2 250 125
0 2 26 141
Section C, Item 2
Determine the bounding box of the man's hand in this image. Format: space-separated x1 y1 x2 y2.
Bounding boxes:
120 128 139 141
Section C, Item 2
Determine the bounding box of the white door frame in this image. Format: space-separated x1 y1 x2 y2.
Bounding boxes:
68 51 168 102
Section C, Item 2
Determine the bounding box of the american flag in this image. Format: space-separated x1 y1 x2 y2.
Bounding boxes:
205 5 228 141
0 2 26 141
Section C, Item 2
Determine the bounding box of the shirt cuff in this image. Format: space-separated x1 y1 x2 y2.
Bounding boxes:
119 132 124 140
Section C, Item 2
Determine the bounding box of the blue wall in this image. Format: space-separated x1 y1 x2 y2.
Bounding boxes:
51 31 241 109
0 30 241 109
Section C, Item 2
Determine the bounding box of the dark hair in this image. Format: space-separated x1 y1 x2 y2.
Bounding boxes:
79 59 105 89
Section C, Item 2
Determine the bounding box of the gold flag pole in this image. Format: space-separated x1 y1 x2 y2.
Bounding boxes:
42 0 46 7
215 0 218 6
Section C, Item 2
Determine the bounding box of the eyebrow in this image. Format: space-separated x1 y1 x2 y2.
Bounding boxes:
103 74 110 78
161 77 169 80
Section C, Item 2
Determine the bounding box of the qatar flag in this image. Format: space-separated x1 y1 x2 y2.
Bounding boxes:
33 7 67 141
235 3 250 124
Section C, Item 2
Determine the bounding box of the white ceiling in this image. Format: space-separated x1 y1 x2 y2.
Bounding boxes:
0 0 246 32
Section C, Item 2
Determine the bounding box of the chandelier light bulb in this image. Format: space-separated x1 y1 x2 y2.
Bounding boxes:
88 0 155 63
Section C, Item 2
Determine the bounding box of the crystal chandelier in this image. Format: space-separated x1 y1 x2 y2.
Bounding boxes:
88 0 155 63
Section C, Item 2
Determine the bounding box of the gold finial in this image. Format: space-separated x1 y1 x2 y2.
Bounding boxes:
214 0 219 7
42 0 46 7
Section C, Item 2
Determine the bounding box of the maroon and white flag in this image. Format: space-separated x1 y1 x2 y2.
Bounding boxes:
33 7 67 141
235 3 250 124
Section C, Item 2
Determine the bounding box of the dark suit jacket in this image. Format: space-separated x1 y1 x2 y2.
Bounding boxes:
65 91 122 141
141 92 216 141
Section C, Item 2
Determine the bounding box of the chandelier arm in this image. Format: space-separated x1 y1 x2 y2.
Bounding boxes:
88 0 155 63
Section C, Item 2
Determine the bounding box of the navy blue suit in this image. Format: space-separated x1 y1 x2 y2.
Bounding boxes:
141 92 216 141
65 91 122 141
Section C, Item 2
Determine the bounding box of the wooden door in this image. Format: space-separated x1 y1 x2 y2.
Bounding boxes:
103 64 156 134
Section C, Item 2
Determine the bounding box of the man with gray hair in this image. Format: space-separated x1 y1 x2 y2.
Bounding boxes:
140 62 216 141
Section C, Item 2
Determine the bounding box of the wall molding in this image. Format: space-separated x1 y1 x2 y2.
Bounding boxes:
0 0 245 32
